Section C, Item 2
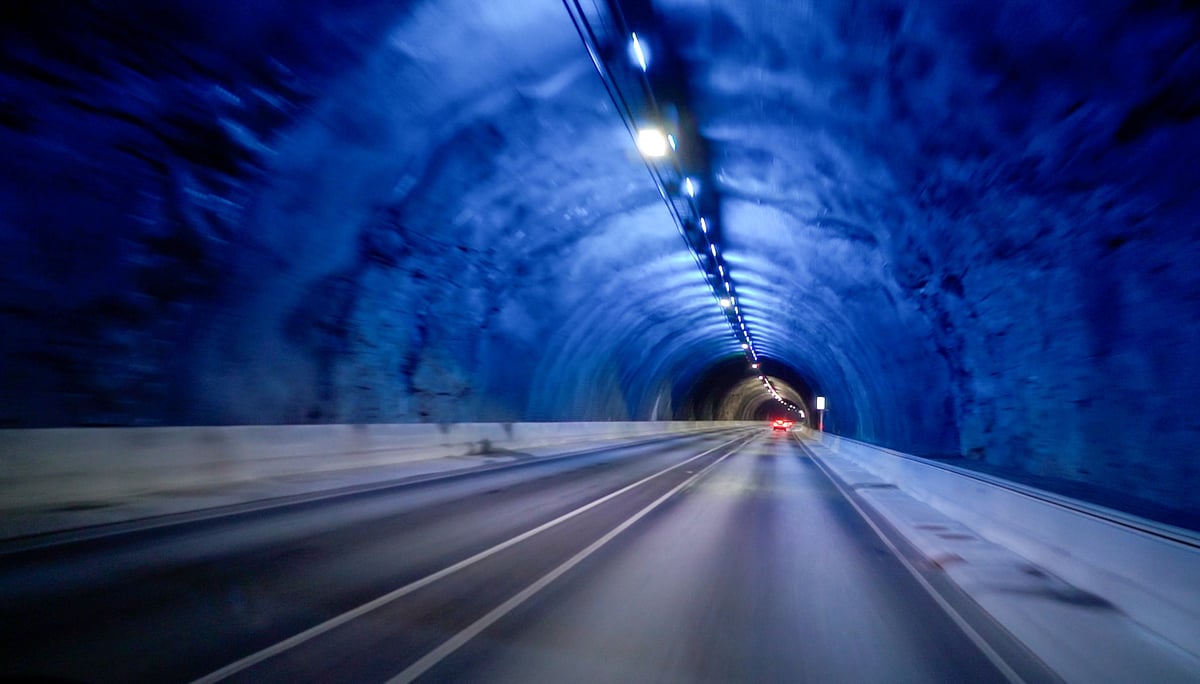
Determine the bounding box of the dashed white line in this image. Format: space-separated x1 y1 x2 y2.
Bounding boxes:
190 431 755 684
387 433 753 683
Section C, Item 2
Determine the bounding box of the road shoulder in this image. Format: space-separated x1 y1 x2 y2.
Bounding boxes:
796 434 1200 684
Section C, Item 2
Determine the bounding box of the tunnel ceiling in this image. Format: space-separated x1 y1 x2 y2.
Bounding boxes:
2 1 1199 511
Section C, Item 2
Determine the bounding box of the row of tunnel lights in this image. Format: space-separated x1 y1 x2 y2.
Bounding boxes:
626 32 799 415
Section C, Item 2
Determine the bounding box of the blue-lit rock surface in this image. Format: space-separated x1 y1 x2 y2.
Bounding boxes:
1 1 1197 518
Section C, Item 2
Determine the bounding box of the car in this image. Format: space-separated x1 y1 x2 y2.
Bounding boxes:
772 418 794 431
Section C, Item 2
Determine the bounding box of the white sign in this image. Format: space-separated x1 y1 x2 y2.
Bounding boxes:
816 396 826 410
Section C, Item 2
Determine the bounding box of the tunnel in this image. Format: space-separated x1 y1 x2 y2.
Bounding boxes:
2 2 1199 680
2 0 1199 521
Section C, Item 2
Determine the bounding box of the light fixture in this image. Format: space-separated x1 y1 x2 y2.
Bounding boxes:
637 128 669 157
567 8 760 414
630 33 649 71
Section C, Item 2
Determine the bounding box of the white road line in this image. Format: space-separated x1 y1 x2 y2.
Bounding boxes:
190 430 755 684
794 434 1026 684
386 433 755 683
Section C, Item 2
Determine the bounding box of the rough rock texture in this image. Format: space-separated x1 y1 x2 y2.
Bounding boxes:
1 1 1197 517
663 0 1200 513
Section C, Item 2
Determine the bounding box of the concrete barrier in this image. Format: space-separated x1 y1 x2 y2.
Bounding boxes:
0 421 752 511
803 428 1200 657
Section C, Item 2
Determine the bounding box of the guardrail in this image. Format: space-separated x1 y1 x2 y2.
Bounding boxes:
802 428 1200 657
0 421 753 511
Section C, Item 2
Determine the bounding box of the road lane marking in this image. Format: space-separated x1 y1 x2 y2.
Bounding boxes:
386 433 754 683
794 435 1027 684
190 430 757 683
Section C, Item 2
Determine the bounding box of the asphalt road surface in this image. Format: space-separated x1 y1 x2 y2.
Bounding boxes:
0 429 1037 683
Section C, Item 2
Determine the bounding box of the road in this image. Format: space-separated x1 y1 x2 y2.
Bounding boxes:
0 429 1034 683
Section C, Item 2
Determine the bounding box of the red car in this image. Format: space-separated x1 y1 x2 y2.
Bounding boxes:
772 418 794 431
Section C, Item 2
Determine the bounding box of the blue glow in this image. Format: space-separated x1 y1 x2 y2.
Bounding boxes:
667 134 677 150
684 178 696 197
630 33 648 71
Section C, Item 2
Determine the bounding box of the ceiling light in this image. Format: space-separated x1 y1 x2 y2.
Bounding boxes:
719 298 731 308
710 244 717 256
700 217 708 233
630 33 649 71
668 134 677 150
637 128 669 157
684 178 697 197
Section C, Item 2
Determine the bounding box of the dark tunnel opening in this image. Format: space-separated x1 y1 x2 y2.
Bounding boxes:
676 356 815 424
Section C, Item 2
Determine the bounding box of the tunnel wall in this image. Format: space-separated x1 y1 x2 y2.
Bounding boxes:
670 0 1200 510
0 1 738 427
0 421 751 514
0 1 1197 515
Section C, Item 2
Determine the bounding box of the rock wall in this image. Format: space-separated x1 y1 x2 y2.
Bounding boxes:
666 0 1200 510
1 1 1197 515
